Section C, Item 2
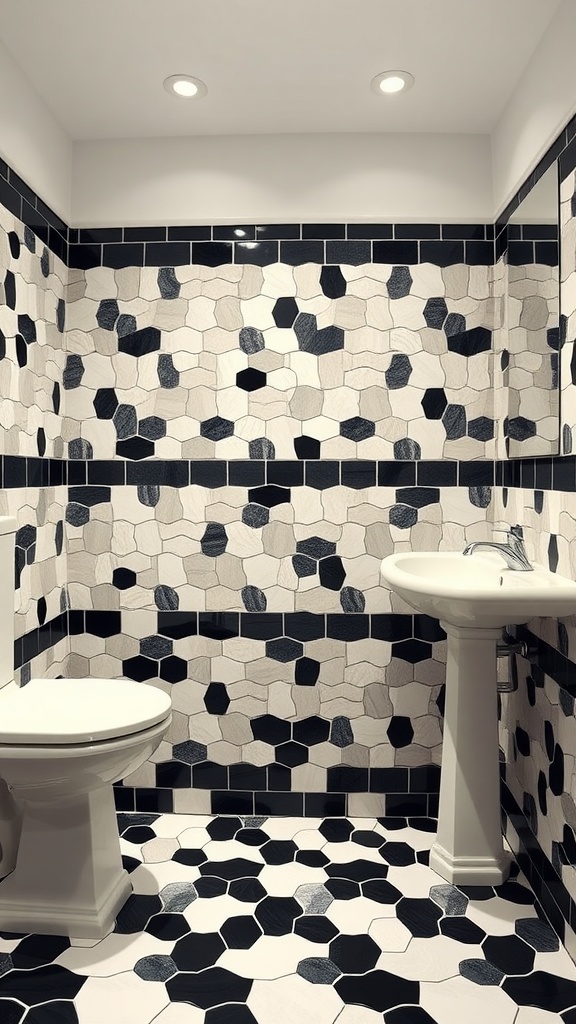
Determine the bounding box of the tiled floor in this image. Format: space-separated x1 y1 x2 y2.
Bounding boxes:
1 815 576 1023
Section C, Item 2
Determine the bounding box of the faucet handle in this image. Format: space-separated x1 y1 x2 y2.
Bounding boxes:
508 524 524 540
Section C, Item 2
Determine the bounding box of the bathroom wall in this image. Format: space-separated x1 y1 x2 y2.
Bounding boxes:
62 241 496 816
0 180 69 681
496 130 576 957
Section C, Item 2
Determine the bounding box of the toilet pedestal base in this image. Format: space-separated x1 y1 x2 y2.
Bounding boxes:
0 784 132 938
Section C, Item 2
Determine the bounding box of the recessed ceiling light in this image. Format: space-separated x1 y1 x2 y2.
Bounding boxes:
371 71 415 95
163 75 207 99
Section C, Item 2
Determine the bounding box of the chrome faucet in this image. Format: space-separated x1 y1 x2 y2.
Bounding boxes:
462 525 533 571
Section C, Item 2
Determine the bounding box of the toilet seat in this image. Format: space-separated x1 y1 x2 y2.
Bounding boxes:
0 678 172 744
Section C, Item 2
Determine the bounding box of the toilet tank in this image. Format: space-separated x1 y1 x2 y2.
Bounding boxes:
0 518 16 689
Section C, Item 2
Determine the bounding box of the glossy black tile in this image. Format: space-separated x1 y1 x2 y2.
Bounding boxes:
167 225 211 241
89 460 126 485
420 240 464 265
373 240 418 264
235 241 278 265
302 224 345 239
79 228 123 244
211 791 254 815
326 240 371 265
192 242 233 266
378 461 416 486
280 240 325 264
69 243 102 270
255 792 304 815
103 242 144 268
145 242 191 266
125 227 167 242
229 461 266 486
395 224 440 239
190 461 227 487
347 223 392 239
417 461 457 486
256 224 300 239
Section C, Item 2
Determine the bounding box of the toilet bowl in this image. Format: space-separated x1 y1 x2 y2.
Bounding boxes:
0 517 172 938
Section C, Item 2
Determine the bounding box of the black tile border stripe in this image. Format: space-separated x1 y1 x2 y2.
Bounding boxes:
112 786 439 817
501 776 574 945
16 609 447 670
6 454 576 491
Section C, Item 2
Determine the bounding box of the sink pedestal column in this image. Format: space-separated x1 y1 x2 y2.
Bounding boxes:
429 622 512 886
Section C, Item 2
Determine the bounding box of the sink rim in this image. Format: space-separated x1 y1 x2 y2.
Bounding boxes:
380 550 576 627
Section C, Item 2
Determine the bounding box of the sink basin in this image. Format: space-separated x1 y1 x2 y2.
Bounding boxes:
380 550 576 628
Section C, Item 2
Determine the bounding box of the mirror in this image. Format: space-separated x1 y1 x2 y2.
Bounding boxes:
504 162 560 457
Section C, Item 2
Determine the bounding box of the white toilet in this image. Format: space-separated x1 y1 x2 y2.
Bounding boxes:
0 516 172 938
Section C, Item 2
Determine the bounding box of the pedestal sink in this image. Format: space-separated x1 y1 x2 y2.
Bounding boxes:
380 550 576 885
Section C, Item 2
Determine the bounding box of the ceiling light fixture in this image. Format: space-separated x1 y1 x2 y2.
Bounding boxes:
371 71 414 95
163 75 207 99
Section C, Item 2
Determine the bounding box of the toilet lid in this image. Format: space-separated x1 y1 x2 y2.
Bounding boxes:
0 678 172 744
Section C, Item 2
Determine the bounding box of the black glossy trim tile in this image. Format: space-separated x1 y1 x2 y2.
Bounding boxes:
211 791 254 815
560 134 576 180
103 242 144 268
69 244 102 270
229 461 265 486
214 225 256 240
66 461 87 485
552 456 576 492
3 455 27 488
417 461 457 487
465 240 495 265
167 225 211 241
0 177 22 219
378 461 416 486
280 240 325 265
458 461 494 486
373 240 418 264
535 458 553 490
347 224 392 239
240 613 283 640
395 223 440 239
114 786 136 811
420 240 464 266
256 224 300 239
507 240 535 266
255 792 304 815
369 768 409 793
79 227 123 244
442 224 486 240
304 793 347 816
385 793 428 815
135 788 174 813
88 460 126 485
125 226 167 242
266 461 304 486
21 199 49 245
341 461 376 489
145 241 191 266
192 241 233 266
326 240 371 265
302 223 345 239
235 240 278 265
199 612 239 640
305 461 339 489
190 461 227 487
125 461 189 487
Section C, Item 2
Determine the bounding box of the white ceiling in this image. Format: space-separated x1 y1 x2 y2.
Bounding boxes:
0 0 563 141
